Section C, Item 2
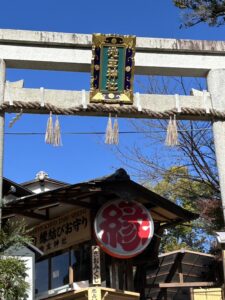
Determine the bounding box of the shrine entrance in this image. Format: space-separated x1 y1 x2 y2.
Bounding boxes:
1 29 225 300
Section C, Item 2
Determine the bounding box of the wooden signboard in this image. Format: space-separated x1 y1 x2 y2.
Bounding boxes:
31 208 91 255
92 245 101 285
88 287 102 300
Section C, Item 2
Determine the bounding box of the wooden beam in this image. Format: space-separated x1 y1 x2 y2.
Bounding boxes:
18 211 48 220
2 207 49 220
2 198 60 212
159 282 216 288
150 209 172 222
59 198 95 209
148 272 203 280
56 189 99 208
146 282 216 288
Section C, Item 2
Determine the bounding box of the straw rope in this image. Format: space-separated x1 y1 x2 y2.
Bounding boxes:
2 101 225 120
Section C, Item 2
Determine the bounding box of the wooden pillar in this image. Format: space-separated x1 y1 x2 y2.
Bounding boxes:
162 289 167 300
110 258 119 289
207 69 225 300
0 59 5 229
189 288 194 300
126 260 134 291
178 260 183 284
222 250 225 300
69 265 74 286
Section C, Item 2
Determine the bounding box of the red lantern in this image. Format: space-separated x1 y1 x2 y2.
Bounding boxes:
94 200 154 259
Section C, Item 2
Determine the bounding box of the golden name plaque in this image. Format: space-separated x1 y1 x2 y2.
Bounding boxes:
90 34 136 104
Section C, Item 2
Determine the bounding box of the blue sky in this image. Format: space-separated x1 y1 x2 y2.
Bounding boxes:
1 0 225 184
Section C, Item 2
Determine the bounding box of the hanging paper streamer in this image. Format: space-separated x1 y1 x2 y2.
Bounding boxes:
105 114 113 144
172 115 178 145
54 116 62 147
45 112 54 145
113 115 119 145
105 114 120 145
165 115 179 146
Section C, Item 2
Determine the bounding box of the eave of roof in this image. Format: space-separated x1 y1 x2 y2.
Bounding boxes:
2 169 198 224
3 177 33 196
159 248 215 258
21 177 68 187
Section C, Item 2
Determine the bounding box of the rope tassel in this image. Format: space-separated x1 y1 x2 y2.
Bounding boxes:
54 116 62 147
45 111 54 145
105 114 113 144
113 115 119 145
165 115 179 146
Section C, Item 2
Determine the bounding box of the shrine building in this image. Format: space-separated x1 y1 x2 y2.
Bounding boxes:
1 168 210 300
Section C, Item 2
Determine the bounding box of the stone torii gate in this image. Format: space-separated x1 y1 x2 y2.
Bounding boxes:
0 29 225 229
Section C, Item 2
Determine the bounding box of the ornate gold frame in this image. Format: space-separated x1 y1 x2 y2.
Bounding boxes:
90 34 136 104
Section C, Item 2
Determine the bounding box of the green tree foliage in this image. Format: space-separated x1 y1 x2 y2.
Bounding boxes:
173 0 225 27
0 220 31 253
0 257 29 300
152 166 222 252
0 220 31 300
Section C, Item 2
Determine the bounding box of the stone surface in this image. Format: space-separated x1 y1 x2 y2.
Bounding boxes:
207 69 225 224
3 86 212 119
0 60 5 228
1 29 225 76
1 29 225 54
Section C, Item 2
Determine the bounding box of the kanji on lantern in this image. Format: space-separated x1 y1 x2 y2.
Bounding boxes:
94 200 154 258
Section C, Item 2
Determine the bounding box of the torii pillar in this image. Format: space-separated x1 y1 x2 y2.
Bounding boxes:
0 59 5 229
207 70 225 223
207 69 225 298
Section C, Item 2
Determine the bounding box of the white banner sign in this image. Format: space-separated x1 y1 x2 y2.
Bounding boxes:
92 245 101 285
